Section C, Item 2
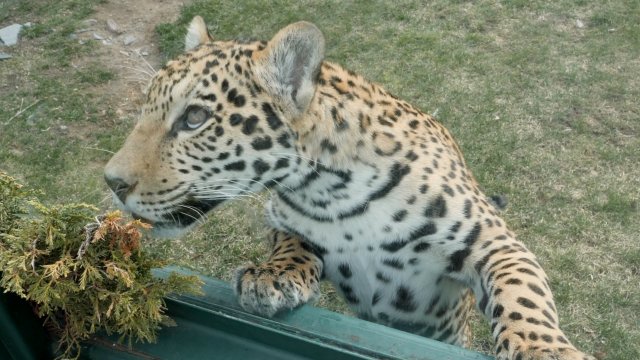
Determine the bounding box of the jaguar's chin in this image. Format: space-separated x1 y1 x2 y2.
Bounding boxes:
147 224 193 239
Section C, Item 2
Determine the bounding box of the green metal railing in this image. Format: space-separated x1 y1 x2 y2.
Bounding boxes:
1 267 493 360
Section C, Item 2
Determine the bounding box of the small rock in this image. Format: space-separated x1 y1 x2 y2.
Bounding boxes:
68 33 78 40
102 39 112 46
134 47 150 57
59 125 68 132
0 52 11 60
122 34 136 46
119 50 129 56
23 22 32 28
106 19 122 34
26 113 38 126
576 19 585 28
0 23 23 46
93 32 105 40
82 19 98 26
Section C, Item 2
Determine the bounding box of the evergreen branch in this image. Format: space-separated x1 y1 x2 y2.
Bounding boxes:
0 172 203 359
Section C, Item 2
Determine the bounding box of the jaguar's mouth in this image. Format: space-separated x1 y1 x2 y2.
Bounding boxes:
159 198 223 228
129 197 223 238
131 212 154 225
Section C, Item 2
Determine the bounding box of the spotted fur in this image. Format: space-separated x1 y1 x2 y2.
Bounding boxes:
234 230 323 317
104 17 594 360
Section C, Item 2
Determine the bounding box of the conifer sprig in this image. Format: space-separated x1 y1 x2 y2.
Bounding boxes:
0 173 203 359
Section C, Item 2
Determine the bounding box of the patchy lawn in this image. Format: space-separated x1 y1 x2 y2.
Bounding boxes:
151 1 640 358
1 0 638 359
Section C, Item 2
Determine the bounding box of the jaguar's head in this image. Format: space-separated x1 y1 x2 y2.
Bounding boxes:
104 16 325 236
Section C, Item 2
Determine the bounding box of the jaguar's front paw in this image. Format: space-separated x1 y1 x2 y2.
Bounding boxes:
495 339 595 360
233 262 320 317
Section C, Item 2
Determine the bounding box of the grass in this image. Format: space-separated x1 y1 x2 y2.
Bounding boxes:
0 0 124 203
151 1 640 358
1 0 638 359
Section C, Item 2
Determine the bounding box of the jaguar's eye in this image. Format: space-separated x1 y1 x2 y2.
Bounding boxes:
184 106 209 129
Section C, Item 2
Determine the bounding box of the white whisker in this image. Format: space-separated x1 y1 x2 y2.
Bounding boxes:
270 152 324 177
113 65 154 78
125 76 152 84
176 205 206 227
191 188 261 202
178 204 205 218
98 193 113 206
83 146 115 154
265 178 293 192
271 151 327 167
187 179 261 200
195 182 255 197
136 51 157 73
193 190 256 200
78 188 105 203
229 178 277 196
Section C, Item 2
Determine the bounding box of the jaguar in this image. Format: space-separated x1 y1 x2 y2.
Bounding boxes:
104 16 594 360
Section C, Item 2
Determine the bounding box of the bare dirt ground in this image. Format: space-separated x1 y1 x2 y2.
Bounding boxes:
76 0 186 117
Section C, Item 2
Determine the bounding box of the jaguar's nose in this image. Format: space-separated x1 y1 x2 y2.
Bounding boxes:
104 175 136 204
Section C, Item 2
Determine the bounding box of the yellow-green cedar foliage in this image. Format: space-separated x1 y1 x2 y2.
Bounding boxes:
0 173 203 359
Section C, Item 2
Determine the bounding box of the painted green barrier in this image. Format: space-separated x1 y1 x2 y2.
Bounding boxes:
87 267 492 360
1 267 493 360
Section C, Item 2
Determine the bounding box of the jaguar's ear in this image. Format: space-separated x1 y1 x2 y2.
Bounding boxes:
185 16 213 51
254 22 325 119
